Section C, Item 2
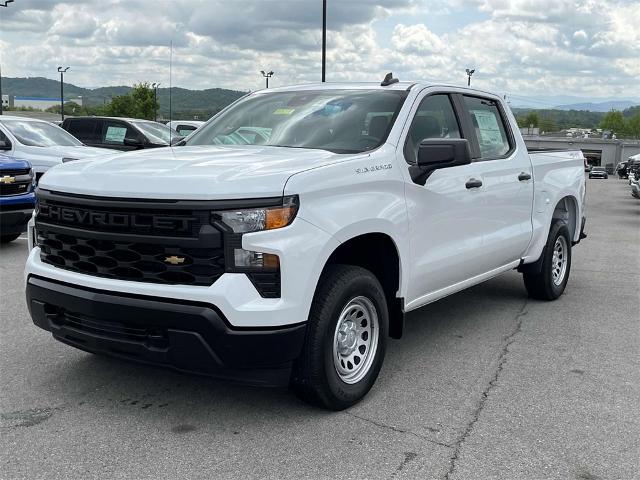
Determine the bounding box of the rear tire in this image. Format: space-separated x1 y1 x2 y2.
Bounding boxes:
1 234 21 244
523 220 572 300
292 265 388 410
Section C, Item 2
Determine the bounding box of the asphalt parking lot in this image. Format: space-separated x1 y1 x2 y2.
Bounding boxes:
1 178 638 480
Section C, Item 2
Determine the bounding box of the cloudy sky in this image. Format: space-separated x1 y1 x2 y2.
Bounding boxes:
1 0 638 104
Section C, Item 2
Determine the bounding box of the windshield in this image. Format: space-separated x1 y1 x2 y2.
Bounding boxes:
131 121 178 145
2 119 83 147
593 167 605 171
187 89 407 153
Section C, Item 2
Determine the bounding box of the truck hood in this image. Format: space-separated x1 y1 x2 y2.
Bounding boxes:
16 145 112 168
38 145 353 199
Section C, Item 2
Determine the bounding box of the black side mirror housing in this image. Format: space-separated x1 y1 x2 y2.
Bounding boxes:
123 136 144 148
409 138 472 185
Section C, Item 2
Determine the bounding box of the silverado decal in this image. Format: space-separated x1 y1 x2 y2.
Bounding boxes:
355 164 392 174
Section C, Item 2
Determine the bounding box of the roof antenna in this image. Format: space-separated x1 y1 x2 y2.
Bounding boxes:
381 72 399 86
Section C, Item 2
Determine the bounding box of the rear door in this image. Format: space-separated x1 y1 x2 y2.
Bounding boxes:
457 94 534 270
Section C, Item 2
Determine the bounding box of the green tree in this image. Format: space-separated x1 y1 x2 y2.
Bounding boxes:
102 82 158 120
523 112 539 127
599 110 626 135
46 101 82 116
627 113 640 139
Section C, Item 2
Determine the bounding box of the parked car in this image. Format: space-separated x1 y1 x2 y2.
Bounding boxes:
0 116 112 181
0 154 35 243
167 120 204 137
26 80 586 410
630 170 640 199
62 117 182 151
588 166 608 179
615 161 628 179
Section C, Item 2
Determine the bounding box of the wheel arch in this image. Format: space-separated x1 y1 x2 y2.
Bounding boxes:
552 195 579 242
317 232 405 339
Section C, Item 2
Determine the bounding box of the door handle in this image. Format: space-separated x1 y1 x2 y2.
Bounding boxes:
518 172 532 181
465 178 483 189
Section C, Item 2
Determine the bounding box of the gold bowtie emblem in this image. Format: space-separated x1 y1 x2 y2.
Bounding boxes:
164 255 185 265
0 175 16 184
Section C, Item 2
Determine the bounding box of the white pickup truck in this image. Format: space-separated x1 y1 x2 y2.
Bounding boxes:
25 79 586 410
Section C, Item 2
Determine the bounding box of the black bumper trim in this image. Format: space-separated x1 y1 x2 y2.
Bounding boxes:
0 208 33 235
26 275 306 386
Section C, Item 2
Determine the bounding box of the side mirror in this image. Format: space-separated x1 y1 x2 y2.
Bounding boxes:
409 138 472 185
170 135 185 146
123 136 144 148
0 140 11 151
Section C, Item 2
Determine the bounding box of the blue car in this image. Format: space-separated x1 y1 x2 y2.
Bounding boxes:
0 154 35 243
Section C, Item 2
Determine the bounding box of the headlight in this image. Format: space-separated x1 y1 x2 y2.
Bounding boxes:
215 195 298 233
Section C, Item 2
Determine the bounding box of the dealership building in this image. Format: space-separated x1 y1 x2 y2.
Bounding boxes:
2 95 83 110
524 136 640 171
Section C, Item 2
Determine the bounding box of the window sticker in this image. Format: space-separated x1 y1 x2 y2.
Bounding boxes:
105 126 127 143
471 110 503 145
273 108 295 115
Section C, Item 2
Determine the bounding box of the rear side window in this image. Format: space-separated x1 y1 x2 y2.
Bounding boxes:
66 119 98 143
404 94 460 163
462 96 512 159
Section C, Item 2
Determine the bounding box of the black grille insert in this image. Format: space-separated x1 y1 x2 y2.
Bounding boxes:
38 229 225 286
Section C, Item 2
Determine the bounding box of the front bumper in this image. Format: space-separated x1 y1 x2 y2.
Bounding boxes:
0 206 34 235
26 275 306 386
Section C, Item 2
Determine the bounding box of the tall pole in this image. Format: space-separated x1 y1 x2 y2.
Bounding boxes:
57 66 70 122
0 1 15 115
322 0 326 82
465 68 475 86
152 82 160 122
260 71 274 89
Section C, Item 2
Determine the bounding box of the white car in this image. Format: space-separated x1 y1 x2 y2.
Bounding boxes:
0 115 111 181
25 80 586 409
166 120 204 137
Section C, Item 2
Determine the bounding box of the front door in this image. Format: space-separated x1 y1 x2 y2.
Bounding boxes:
401 93 488 309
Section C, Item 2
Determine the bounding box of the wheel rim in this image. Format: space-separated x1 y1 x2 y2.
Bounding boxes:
551 236 568 286
332 296 379 385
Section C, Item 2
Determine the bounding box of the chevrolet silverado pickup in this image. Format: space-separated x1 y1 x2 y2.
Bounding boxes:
0 154 35 243
25 79 586 410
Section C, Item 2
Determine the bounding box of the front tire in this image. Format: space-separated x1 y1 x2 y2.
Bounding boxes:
523 220 572 300
292 265 388 410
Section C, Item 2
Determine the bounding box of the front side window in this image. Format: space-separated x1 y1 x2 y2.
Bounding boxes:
186 89 407 154
404 94 461 163
1 119 83 147
132 121 177 145
102 121 138 145
462 96 511 159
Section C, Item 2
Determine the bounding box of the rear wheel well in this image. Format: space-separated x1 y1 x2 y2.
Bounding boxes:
320 233 403 339
552 196 578 241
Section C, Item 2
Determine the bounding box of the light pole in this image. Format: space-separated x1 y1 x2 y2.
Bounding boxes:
57 66 70 122
322 0 327 82
152 82 160 121
260 70 274 89
0 0 16 115
465 68 475 86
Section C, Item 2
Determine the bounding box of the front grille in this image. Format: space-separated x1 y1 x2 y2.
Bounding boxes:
38 229 225 286
36 191 226 287
0 168 32 197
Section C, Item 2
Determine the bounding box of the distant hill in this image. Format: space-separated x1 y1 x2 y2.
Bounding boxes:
2 77 247 120
553 101 638 112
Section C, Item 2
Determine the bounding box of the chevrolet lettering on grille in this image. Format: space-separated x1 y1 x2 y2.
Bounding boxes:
38 204 195 234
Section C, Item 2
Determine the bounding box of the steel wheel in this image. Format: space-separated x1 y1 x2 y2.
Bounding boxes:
551 236 568 286
332 296 379 385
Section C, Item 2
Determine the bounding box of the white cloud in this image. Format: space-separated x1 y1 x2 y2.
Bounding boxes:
0 0 637 99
